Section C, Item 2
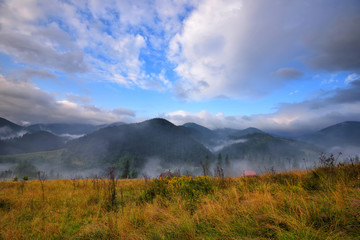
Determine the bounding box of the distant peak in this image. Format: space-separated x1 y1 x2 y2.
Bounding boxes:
182 122 210 129
143 118 175 127
320 121 360 132
183 122 200 127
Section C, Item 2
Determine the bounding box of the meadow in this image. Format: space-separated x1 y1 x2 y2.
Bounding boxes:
1 163 360 239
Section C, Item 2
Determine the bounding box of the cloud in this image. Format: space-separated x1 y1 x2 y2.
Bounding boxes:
163 80 360 136
345 73 360 85
1 0 359 102
6 69 57 83
112 107 136 117
168 0 360 100
0 32 88 73
0 74 135 125
0 0 195 90
66 94 92 105
307 15 360 71
273 68 303 80
327 79 360 105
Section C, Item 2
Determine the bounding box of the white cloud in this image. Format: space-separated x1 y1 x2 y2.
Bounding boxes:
163 80 360 136
289 90 299 96
0 0 194 91
1 0 359 101
345 73 360 84
168 0 360 100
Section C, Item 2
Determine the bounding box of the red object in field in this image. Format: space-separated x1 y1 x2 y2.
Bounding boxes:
242 170 257 176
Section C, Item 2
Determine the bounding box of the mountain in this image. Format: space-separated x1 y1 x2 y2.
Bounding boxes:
62 118 213 169
217 132 321 169
180 123 217 146
300 121 360 149
0 131 65 155
215 127 263 139
96 122 125 129
27 122 126 140
181 123 264 151
27 123 99 136
0 117 27 140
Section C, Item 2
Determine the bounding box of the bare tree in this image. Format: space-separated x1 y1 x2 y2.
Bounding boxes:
37 171 47 200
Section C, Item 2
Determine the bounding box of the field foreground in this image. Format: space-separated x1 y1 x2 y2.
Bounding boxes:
1 164 360 239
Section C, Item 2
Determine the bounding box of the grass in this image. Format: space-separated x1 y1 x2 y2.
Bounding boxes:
0 163 359 239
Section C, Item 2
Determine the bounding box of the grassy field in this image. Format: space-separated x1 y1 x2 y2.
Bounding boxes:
1 163 360 239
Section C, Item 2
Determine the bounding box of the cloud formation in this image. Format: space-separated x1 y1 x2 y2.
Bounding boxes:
1 0 359 100
0 0 359 130
169 0 360 99
163 80 360 136
273 68 303 80
0 0 194 90
307 15 360 71
0 32 88 73
0 74 135 125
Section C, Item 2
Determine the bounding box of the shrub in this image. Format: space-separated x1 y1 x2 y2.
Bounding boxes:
140 176 215 214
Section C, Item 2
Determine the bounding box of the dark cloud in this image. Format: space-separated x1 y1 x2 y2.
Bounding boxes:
307 15 360 71
112 107 135 117
169 0 360 100
273 68 303 80
0 33 88 73
7 69 57 83
0 74 135 125
328 80 360 104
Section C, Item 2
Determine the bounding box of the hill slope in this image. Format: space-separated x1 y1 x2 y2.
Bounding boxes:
0 131 65 155
27 123 99 136
63 118 213 169
181 123 264 151
218 132 321 169
300 121 360 148
0 117 27 140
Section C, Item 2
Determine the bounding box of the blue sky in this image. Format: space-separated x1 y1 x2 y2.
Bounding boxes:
0 0 359 136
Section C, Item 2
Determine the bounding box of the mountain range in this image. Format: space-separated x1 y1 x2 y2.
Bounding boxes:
0 116 359 176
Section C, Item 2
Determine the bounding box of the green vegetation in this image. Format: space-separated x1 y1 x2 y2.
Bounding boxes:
1 162 359 239
0 149 65 164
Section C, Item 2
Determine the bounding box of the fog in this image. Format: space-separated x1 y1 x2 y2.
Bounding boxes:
1 150 359 181
207 139 247 152
0 117 359 180
0 163 16 172
59 133 85 140
0 126 28 140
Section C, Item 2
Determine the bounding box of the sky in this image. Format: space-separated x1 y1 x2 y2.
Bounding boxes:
0 0 359 136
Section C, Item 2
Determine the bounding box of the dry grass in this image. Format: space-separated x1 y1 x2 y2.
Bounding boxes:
1 163 359 239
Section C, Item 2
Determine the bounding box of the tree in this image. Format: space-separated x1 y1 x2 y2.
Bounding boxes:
116 153 135 179
14 160 38 179
217 153 223 168
200 155 210 176
225 154 230 168
121 159 130 179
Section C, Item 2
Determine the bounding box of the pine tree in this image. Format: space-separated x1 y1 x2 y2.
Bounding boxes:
201 155 210 176
121 159 130 179
217 153 223 168
225 154 230 168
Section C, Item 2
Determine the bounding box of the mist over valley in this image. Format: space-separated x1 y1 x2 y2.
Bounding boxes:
1 116 359 180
